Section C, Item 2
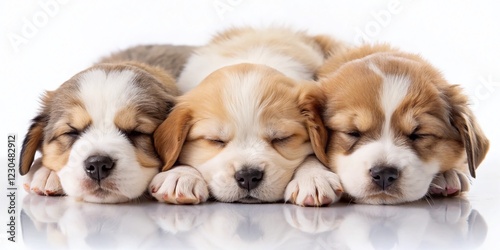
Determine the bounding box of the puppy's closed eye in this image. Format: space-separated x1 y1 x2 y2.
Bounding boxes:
271 135 294 145
407 126 436 142
205 138 227 147
55 118 92 137
122 129 150 138
337 131 363 152
54 124 85 142
62 129 80 138
408 132 431 141
345 131 361 139
119 129 153 147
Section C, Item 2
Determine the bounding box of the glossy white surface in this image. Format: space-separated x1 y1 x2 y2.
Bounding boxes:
19 174 498 250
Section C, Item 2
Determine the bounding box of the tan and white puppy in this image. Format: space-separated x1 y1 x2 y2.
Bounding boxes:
20 61 179 203
151 27 345 206
319 44 489 204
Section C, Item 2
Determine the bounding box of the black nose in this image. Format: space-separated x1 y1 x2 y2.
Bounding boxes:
234 168 263 191
84 155 114 181
370 166 399 190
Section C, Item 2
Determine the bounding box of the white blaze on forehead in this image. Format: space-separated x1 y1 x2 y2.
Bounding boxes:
368 62 411 138
78 69 138 125
222 70 264 142
380 74 411 121
381 74 411 139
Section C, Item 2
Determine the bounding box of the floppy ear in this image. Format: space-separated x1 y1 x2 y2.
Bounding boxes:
19 92 53 175
298 83 329 166
153 105 192 171
445 85 489 178
313 35 348 59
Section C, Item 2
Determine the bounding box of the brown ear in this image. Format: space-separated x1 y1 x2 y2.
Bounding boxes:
20 92 53 175
313 35 348 59
298 83 329 167
153 105 192 171
446 85 489 178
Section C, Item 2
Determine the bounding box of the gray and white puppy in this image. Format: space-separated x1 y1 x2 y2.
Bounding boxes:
100 44 197 79
21 44 194 203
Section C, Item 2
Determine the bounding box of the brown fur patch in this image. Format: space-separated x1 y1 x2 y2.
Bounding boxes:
99 44 196 79
114 107 139 133
20 113 48 175
68 105 92 131
134 139 162 169
154 106 193 171
41 140 71 172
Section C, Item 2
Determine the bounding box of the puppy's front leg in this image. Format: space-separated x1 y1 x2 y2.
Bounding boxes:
149 166 209 204
24 158 64 196
285 156 343 206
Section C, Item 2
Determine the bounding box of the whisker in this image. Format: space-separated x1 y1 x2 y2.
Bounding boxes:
423 194 434 208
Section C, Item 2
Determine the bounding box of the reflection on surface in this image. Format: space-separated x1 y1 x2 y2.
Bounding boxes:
22 195 487 249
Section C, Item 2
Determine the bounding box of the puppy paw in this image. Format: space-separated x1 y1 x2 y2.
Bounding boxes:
24 163 64 196
149 166 209 205
285 157 343 207
429 169 470 197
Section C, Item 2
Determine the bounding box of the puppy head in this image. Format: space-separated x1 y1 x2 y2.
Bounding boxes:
154 63 327 203
321 45 489 204
20 62 178 203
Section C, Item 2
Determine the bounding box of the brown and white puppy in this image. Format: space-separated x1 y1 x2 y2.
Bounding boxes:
319 44 489 204
151 27 345 206
20 61 179 203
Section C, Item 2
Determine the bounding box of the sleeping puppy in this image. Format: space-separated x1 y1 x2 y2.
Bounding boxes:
20 61 179 203
151 27 345 206
318 44 489 204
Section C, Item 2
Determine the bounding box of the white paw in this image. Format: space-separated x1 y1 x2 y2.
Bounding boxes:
283 205 341 233
429 169 470 197
149 166 209 204
285 156 343 206
23 159 64 196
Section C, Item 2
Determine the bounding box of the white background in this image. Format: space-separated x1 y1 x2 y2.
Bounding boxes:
0 0 499 248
